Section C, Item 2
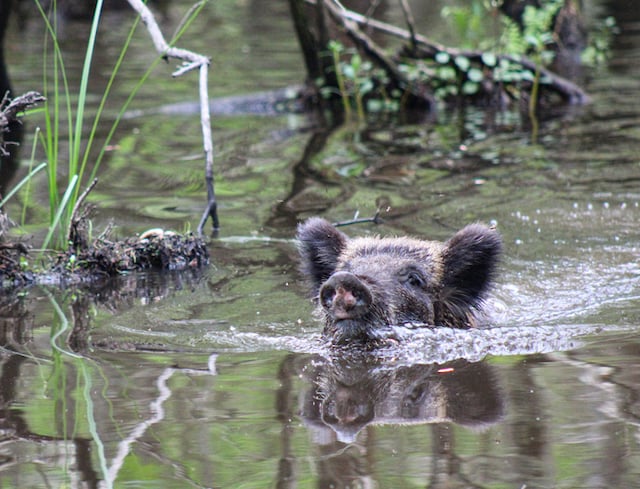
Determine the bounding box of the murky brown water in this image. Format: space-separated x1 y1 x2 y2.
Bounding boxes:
2 1 640 487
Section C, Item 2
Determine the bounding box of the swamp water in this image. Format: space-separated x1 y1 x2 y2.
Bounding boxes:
2 1 640 487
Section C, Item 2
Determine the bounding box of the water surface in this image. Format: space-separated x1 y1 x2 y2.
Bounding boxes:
2 1 640 487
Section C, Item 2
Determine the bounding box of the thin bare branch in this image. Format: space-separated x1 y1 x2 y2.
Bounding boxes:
125 0 219 234
104 355 218 488
398 0 417 52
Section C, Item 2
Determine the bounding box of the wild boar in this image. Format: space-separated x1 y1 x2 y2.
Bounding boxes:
297 217 502 344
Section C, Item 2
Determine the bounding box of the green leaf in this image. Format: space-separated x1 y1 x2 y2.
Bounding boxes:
437 66 457 81
328 40 343 53
360 80 374 94
467 67 484 82
351 54 362 70
342 65 355 79
435 52 450 64
462 81 479 95
481 52 497 67
454 56 470 72
520 70 535 82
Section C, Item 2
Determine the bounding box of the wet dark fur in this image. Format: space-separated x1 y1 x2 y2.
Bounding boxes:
297 218 502 345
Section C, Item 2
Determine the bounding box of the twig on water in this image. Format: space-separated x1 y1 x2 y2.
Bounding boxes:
333 210 385 228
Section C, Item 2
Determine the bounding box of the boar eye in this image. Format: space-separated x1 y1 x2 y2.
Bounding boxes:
401 269 426 289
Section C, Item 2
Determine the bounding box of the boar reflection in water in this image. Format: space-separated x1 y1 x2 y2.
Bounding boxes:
279 354 504 444
297 218 502 344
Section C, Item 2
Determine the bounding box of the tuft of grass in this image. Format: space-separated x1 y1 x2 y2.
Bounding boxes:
28 0 206 251
35 0 107 250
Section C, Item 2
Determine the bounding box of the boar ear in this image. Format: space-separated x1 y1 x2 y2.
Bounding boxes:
297 218 348 293
441 224 502 308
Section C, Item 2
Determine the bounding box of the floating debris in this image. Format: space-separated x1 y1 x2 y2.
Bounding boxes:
52 230 209 281
1 230 209 289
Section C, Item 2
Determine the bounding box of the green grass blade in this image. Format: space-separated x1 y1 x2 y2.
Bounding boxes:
41 174 78 251
0 162 47 208
35 0 75 227
71 0 104 181
21 128 43 225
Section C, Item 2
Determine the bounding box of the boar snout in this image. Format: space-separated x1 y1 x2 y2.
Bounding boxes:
320 272 373 320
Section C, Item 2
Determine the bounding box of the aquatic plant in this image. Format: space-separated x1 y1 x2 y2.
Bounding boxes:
34 0 106 250
31 0 206 250
324 41 375 121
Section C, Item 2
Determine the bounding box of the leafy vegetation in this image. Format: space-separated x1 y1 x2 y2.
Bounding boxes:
582 15 619 65
308 0 614 123
428 0 565 99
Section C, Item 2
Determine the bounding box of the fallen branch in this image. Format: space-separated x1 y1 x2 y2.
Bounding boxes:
125 0 219 234
306 0 589 105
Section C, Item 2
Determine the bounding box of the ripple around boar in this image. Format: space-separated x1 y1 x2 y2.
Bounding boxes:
297 218 502 345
